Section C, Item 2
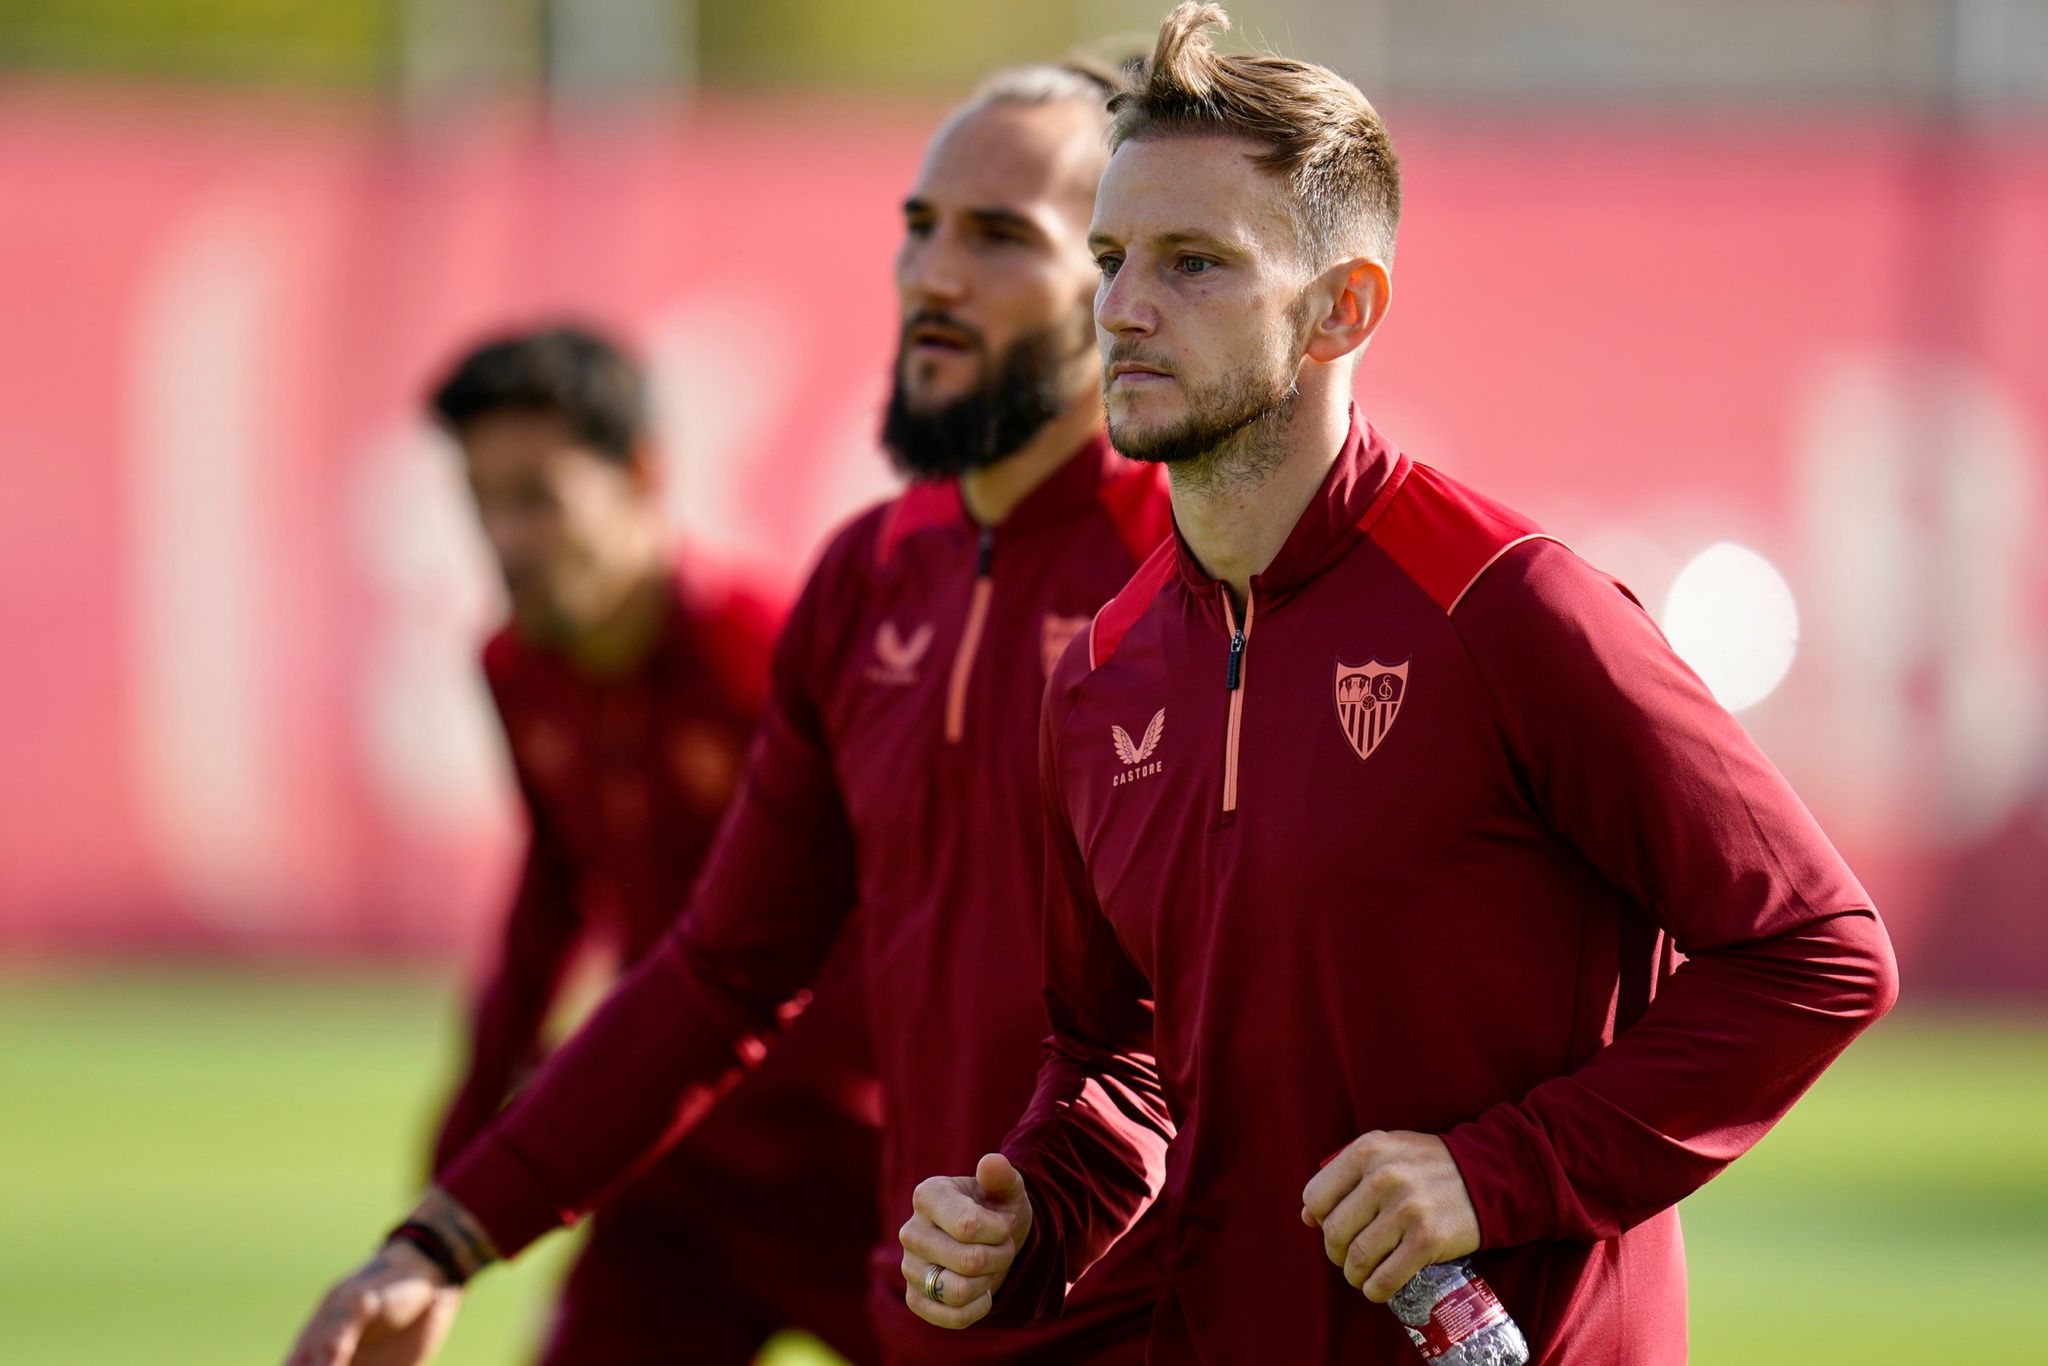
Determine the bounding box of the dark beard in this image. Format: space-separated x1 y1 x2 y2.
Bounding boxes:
881 322 1080 478
1105 362 1298 473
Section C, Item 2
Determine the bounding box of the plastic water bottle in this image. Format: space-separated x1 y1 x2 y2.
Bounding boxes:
1387 1258 1529 1364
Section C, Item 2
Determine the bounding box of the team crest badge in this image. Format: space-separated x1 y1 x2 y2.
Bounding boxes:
1041 614 1091 678
519 719 575 783
1334 659 1409 761
669 721 740 815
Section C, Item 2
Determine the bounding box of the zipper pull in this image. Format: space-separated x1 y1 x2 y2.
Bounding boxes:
1226 628 1245 690
976 524 995 577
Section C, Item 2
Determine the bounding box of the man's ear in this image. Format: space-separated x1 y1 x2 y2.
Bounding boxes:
1304 256 1392 364
625 440 663 496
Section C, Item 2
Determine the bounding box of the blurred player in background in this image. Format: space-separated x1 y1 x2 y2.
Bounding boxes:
420 325 882 1364
287 61 1174 1366
901 5 1899 1362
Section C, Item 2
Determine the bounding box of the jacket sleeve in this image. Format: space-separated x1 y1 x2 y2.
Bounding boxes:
991 653 1173 1325
438 537 867 1258
1439 540 1899 1249
429 811 582 1177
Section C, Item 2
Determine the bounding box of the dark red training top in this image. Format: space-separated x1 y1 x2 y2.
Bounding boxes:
436 572 774 1164
434 571 882 1294
442 440 1178 1364
999 414 1898 1364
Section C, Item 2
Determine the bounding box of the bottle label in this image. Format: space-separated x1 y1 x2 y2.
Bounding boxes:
1402 1271 1510 1360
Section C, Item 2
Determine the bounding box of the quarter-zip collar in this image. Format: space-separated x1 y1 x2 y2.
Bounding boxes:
883 432 1134 562
1168 408 1407 617
977 431 1130 538
524 568 690 686
910 433 1132 745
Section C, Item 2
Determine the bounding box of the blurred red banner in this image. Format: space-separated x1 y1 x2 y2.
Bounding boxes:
2 89 2043 996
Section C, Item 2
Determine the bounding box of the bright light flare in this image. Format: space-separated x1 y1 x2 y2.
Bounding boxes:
1660 542 1800 713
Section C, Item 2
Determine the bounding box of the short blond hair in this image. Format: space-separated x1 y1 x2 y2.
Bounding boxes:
961 55 1134 126
1110 2 1400 266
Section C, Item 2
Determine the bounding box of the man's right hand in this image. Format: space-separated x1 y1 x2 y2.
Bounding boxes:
283 1241 462 1366
898 1152 1034 1329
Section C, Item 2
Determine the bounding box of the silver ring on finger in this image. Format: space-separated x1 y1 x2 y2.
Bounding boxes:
923 1262 948 1305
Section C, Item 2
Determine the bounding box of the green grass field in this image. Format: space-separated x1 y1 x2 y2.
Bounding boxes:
1 967 2041 1364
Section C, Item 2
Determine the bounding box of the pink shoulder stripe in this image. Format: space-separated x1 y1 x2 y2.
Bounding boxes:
876 481 963 567
1093 461 1175 568
1088 537 1178 670
1366 462 1560 614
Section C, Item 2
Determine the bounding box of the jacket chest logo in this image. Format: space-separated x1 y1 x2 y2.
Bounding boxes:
1334 659 1409 761
866 620 934 686
1110 708 1165 786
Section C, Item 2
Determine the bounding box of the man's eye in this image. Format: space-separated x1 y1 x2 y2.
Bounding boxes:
1179 256 1214 276
904 219 933 238
1096 255 1123 279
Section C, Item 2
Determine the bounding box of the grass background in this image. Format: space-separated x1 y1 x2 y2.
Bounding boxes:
1 966 2040 1363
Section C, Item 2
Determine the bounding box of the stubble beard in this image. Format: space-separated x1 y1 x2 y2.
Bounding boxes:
1106 355 1301 499
1103 290 1318 498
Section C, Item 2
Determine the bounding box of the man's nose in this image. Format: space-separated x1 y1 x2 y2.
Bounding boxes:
1096 265 1155 338
900 227 968 308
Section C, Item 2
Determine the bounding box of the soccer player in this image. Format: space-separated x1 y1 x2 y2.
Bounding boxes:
899 6 1901 1362
428 325 881 1365
286 63 1174 1366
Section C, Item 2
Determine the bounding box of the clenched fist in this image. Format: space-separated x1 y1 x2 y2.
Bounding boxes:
1300 1129 1480 1302
898 1153 1034 1329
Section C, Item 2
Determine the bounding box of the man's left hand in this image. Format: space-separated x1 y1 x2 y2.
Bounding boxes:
1300 1130 1480 1302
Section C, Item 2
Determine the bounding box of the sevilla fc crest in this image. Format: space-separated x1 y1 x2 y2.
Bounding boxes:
1041 613 1091 679
1334 659 1409 761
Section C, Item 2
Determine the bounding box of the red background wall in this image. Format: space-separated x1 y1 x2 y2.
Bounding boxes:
2 89 2042 995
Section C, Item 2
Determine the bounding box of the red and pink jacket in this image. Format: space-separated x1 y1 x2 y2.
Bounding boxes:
434 573 883 1315
442 439 1178 1364
433 573 788 1169
999 414 1898 1364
